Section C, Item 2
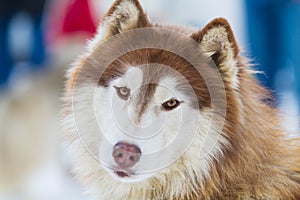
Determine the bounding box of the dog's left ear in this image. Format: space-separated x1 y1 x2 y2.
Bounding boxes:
97 0 149 40
191 18 240 88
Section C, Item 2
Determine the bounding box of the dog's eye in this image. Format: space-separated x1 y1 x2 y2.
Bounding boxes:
114 86 130 100
162 98 181 111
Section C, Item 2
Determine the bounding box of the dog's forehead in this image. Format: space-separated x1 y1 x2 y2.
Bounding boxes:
113 67 144 91
153 77 186 102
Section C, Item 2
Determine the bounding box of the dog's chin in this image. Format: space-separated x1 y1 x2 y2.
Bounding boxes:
104 166 154 183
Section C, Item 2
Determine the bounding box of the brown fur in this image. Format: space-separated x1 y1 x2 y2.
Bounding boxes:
63 0 300 199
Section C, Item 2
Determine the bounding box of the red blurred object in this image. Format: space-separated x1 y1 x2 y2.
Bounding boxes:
46 0 98 44
62 0 97 35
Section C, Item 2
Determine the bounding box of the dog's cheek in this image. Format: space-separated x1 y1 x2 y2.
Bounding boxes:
94 87 114 133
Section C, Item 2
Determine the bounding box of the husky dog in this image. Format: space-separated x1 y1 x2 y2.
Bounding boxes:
62 0 300 199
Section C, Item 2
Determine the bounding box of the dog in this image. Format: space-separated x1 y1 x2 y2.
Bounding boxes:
62 0 300 199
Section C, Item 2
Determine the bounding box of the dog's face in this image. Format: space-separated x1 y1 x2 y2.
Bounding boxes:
94 62 205 182
65 0 242 196
95 66 197 181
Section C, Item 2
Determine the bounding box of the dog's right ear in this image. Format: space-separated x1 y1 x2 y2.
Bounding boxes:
97 0 149 40
191 18 240 89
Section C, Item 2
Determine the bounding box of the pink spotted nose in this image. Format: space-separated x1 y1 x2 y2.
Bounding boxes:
112 142 141 168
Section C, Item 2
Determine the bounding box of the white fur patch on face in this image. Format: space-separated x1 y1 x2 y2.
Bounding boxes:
153 77 186 104
93 68 187 180
114 67 144 91
151 77 228 180
94 66 143 142
92 68 228 185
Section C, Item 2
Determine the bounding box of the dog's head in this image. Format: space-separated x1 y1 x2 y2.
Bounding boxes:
65 0 244 197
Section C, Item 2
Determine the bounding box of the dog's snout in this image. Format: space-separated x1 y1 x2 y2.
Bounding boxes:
112 142 141 168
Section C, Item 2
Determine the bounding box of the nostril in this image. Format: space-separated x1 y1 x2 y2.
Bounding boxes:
117 153 123 158
112 142 141 168
129 156 135 161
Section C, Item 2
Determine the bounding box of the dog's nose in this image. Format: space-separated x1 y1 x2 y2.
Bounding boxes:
112 142 141 168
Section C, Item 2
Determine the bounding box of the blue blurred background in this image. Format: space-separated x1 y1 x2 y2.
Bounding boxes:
0 0 299 199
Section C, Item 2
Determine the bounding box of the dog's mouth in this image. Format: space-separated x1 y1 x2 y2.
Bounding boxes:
103 165 154 182
105 167 155 182
114 170 131 178
102 165 136 180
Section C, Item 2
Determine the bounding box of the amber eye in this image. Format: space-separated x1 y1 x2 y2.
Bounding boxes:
114 86 130 100
162 98 181 111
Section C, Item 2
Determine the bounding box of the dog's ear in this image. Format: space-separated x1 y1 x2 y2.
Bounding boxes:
191 18 240 88
98 0 149 39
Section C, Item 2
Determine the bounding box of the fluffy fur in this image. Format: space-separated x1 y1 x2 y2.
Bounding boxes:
62 0 300 199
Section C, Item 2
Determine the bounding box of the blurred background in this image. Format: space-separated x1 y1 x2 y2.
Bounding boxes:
0 0 299 199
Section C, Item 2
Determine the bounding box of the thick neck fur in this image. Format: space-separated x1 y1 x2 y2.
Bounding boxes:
198 59 300 199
